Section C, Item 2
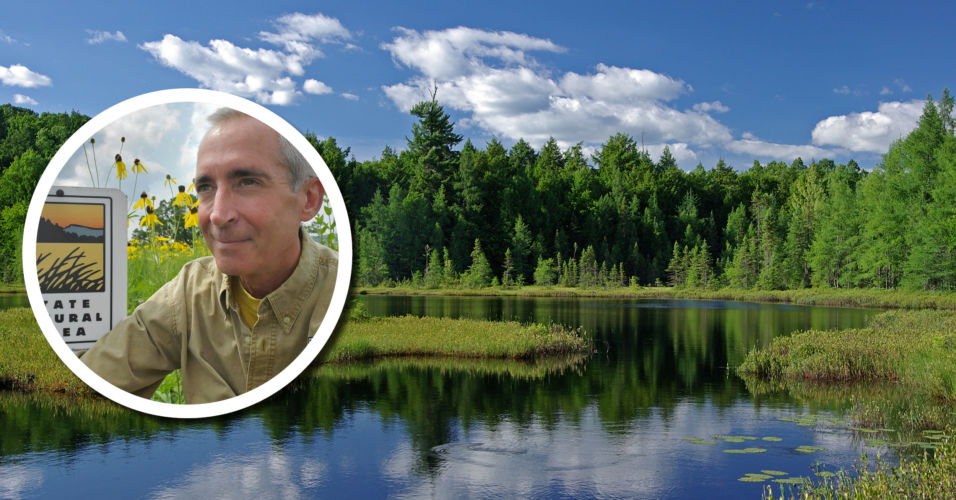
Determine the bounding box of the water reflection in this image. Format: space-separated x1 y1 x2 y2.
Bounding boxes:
0 296 879 498
0 293 29 310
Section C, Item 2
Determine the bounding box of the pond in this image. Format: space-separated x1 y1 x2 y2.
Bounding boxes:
0 293 29 310
0 295 884 498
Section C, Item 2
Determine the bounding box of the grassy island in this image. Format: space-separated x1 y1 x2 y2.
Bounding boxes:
0 306 590 401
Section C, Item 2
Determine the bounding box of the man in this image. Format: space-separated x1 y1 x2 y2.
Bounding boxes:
81 108 338 404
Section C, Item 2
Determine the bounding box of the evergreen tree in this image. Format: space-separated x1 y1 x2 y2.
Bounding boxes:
533 257 558 286
463 239 493 288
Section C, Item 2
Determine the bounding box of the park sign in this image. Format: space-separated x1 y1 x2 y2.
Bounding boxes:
36 187 127 351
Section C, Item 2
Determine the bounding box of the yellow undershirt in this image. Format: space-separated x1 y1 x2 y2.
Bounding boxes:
231 278 262 329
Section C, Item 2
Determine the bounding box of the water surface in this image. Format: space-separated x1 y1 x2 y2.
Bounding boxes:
0 295 884 498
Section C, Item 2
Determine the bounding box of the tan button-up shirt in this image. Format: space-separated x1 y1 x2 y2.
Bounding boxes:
81 229 337 403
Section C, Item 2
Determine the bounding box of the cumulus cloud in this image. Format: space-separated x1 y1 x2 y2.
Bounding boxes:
811 100 923 153
341 92 359 101
728 132 832 160
880 86 892 96
303 78 332 95
692 101 729 113
381 27 731 153
141 12 350 105
0 63 52 87
13 94 37 105
259 12 351 57
833 85 851 95
86 29 126 44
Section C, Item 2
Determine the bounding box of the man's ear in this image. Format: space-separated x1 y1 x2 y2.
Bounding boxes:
298 177 325 222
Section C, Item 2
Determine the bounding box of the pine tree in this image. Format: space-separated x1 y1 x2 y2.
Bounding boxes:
463 239 493 288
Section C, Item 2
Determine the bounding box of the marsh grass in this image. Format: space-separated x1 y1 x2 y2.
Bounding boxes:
0 308 92 395
358 285 956 310
321 315 591 363
305 352 589 384
765 435 956 499
738 310 956 432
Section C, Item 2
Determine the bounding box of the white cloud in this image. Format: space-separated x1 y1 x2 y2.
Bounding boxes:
259 12 351 57
86 29 127 44
381 27 731 155
811 100 923 153
728 132 832 160
894 78 912 93
341 92 359 101
0 63 52 87
0 31 16 44
141 34 305 105
303 78 332 94
880 86 892 96
833 85 850 95
141 12 350 106
13 93 37 105
692 101 729 113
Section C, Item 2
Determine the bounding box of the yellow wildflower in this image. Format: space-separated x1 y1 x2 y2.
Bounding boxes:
114 154 127 180
157 236 171 242
173 185 193 207
187 181 195 192
140 206 162 228
165 174 177 187
132 191 153 210
184 205 199 228
132 158 148 174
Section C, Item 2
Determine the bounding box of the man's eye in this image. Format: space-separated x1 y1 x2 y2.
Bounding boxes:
196 184 213 193
238 178 260 187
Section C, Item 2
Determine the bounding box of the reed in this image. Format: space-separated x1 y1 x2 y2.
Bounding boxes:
322 315 592 363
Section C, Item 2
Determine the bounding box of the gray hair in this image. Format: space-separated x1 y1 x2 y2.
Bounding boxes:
206 107 316 191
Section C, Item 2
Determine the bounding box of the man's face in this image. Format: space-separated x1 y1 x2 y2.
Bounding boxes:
195 116 320 296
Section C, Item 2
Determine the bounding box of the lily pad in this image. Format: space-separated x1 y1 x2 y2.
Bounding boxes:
795 445 826 453
762 436 783 442
738 473 773 482
815 471 836 478
761 470 788 476
724 447 767 454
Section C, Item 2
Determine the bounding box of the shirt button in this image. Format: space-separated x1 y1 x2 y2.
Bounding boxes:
283 316 291 324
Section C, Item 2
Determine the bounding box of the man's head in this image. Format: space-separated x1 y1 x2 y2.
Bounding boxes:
196 109 324 297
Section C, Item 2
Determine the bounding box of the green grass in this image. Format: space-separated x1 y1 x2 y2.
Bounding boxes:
739 310 956 432
765 435 956 499
322 315 592 363
0 307 93 395
357 285 956 310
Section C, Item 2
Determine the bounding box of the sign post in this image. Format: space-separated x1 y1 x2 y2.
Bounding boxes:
36 187 127 351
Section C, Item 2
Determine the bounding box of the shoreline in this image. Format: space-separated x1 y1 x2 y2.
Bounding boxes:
356 285 956 311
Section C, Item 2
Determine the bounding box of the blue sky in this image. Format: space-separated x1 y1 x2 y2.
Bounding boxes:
2 1 954 172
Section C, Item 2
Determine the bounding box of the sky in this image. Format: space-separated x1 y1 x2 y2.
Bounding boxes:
2 1 954 173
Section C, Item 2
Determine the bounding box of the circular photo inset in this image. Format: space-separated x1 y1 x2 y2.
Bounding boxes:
22 89 352 418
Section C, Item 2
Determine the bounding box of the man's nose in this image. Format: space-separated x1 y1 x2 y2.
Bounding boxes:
208 188 238 226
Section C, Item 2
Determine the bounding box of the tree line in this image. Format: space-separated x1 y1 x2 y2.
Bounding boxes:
2 90 955 291
317 91 956 291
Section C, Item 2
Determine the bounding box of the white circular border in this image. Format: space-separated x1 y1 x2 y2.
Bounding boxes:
22 89 353 418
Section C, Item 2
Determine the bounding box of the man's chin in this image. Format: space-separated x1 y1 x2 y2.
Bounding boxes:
211 253 249 277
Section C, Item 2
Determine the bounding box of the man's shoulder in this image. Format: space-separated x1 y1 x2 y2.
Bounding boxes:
303 236 338 269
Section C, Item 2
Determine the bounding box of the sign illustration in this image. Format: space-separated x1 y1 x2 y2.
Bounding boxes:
37 187 127 351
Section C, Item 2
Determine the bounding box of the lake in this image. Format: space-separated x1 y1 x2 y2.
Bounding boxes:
0 295 883 498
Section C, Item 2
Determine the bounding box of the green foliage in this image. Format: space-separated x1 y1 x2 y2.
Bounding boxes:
462 238 492 288
6 90 956 294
